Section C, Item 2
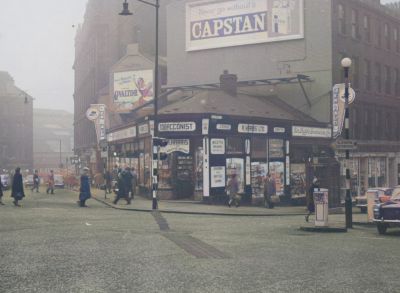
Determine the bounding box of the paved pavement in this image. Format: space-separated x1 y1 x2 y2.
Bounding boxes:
1 189 399 293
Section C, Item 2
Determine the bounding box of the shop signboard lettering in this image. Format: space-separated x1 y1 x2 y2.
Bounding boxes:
158 122 196 132
112 70 154 113
138 123 149 135
274 127 285 133
210 138 225 154
86 104 108 143
161 139 190 154
186 0 304 51
107 126 137 142
216 124 232 130
292 126 332 138
211 166 226 188
238 123 268 134
269 139 284 158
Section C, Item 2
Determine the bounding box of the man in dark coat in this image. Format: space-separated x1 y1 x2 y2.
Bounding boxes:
113 169 131 205
11 167 25 207
78 167 91 207
0 175 4 205
130 167 138 201
104 170 112 194
264 173 276 209
124 167 133 201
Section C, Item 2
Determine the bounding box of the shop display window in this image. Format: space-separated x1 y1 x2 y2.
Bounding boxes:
290 164 306 199
226 137 244 155
195 147 203 191
251 162 267 197
269 161 284 196
368 157 387 187
158 154 173 189
226 158 244 193
269 139 284 159
251 137 267 159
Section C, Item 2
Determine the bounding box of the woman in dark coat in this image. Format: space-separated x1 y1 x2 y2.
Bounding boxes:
78 167 91 207
11 167 25 207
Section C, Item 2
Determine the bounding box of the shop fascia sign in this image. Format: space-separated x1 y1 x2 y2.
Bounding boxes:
292 126 332 138
107 126 137 142
216 123 232 131
158 122 196 132
160 139 190 154
210 138 225 154
238 123 268 134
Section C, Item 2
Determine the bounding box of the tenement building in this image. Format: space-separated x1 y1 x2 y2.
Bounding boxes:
0 71 33 171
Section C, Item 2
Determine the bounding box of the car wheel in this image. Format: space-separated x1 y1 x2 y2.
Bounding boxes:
360 207 367 214
377 223 388 235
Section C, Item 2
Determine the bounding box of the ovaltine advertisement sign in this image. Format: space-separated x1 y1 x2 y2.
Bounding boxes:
113 70 153 113
186 0 304 51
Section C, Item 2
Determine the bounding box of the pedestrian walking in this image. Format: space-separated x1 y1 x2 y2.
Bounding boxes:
0 175 4 205
130 167 138 201
11 167 25 207
46 170 55 194
124 167 133 202
113 169 131 205
31 170 40 193
305 177 319 222
226 174 240 208
104 170 112 194
78 167 91 207
263 173 276 209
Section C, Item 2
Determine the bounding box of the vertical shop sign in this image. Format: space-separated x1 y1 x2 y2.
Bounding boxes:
246 156 251 186
332 83 356 138
86 104 108 143
210 139 225 154
202 119 209 135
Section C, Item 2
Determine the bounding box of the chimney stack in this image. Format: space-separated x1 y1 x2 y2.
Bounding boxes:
220 70 237 96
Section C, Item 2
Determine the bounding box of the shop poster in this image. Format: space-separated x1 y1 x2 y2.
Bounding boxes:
269 162 284 196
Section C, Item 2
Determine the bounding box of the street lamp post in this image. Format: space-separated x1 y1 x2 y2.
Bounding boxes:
341 57 352 229
120 0 160 210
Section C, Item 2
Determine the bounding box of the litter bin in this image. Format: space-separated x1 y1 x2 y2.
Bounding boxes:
313 189 329 227
367 191 376 222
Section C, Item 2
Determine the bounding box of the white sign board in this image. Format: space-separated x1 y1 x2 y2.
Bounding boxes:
138 123 149 135
186 0 304 51
292 126 332 138
158 122 196 132
107 126 137 142
238 124 268 134
161 139 190 154
332 83 356 138
210 138 225 154
211 166 226 188
216 124 232 130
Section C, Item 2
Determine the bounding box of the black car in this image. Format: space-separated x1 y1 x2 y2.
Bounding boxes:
373 187 400 234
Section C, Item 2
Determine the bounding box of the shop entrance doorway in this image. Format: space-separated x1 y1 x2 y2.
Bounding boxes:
226 158 245 194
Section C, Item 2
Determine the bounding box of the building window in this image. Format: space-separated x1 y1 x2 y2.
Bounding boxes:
364 59 371 91
351 9 359 39
375 63 382 93
251 137 267 159
226 137 244 155
394 28 400 53
351 56 359 89
364 15 371 42
384 66 391 95
376 22 381 48
395 68 400 96
338 4 346 35
384 23 390 50
375 111 381 140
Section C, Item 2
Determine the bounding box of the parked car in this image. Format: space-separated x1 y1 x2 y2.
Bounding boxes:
0 174 10 190
54 174 65 189
373 190 400 234
355 188 393 213
24 174 34 187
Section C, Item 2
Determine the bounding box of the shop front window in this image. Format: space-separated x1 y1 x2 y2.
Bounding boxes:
226 137 243 155
251 137 267 159
269 161 285 196
195 147 203 191
158 154 173 189
226 158 244 193
290 163 307 200
368 158 387 187
251 162 268 197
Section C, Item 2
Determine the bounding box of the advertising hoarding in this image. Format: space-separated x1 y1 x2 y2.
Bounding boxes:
113 70 153 113
186 0 304 51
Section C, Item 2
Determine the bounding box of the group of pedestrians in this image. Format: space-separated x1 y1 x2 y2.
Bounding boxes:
112 167 137 205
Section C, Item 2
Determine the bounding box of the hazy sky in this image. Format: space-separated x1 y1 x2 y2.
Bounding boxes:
0 0 87 113
0 0 396 114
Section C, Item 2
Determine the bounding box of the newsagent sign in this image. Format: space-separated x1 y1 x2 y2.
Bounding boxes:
186 0 304 51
